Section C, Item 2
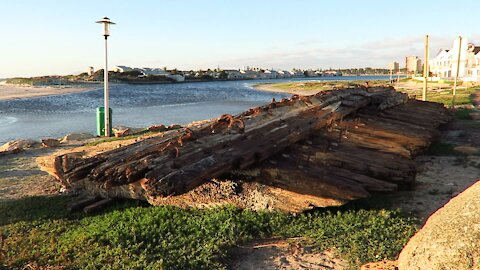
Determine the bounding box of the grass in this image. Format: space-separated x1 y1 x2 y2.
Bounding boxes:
256 80 389 93
398 84 479 107
0 196 417 269
85 133 148 147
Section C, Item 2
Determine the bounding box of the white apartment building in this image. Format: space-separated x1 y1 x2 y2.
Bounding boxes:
388 62 399 72
405 56 422 74
429 37 480 81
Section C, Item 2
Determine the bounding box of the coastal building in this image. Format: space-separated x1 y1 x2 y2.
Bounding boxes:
240 69 259 79
87 66 95 76
276 70 292 78
322 70 342 76
139 68 170 76
262 69 278 79
305 70 317 77
113 66 133 73
405 56 422 75
224 69 245 79
387 62 399 72
291 70 306 77
429 37 480 81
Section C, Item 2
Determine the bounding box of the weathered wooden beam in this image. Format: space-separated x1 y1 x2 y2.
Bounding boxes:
36 87 451 211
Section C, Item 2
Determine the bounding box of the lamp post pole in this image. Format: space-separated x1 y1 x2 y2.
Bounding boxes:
103 35 110 136
96 17 115 137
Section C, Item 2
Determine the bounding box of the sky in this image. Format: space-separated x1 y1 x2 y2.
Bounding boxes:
1 0 480 78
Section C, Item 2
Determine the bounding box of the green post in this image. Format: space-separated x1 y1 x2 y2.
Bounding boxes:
96 107 113 136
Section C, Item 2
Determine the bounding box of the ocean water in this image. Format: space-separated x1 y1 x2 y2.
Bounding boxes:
0 76 389 144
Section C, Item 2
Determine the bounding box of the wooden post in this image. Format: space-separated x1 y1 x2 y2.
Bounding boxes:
452 36 462 108
422 35 429 101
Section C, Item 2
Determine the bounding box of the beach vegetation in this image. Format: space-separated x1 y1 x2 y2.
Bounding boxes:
0 196 417 269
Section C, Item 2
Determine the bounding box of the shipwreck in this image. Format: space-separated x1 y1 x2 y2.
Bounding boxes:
38 86 450 213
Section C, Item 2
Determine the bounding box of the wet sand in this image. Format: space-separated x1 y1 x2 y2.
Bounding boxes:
0 83 98 101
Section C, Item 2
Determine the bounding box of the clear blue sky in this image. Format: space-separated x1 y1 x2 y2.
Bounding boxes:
1 0 479 77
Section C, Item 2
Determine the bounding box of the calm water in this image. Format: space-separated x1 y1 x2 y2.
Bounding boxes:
0 76 389 144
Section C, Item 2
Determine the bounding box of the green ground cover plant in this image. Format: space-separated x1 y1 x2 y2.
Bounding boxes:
0 196 416 269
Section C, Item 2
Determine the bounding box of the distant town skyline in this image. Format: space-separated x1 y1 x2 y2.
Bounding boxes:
1 0 480 78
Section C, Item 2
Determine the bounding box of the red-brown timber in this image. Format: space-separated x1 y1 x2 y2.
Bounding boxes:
38 86 451 210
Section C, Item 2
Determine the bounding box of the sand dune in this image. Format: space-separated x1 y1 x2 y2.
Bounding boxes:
0 83 98 100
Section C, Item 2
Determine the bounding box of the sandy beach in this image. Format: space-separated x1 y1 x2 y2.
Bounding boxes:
253 83 320 96
0 82 98 101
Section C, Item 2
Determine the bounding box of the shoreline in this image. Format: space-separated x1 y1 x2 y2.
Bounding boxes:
0 83 99 101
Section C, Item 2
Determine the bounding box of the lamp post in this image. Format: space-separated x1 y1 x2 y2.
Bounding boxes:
96 17 115 137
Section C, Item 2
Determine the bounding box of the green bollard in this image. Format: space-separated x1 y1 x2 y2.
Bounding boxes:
96 107 113 136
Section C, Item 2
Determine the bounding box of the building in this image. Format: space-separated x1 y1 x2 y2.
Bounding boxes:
429 37 480 81
240 69 259 79
276 70 292 78
112 65 133 73
387 62 399 72
405 56 422 75
322 70 342 76
87 66 95 76
224 69 246 79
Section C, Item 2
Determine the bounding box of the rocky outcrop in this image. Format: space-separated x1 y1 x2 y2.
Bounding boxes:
60 133 95 143
41 138 60 148
112 126 144 138
398 180 480 270
0 139 37 155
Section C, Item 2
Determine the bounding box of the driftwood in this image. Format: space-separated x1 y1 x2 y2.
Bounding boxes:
38 86 451 211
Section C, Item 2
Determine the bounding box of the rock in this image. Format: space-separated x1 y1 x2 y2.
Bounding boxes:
398 180 480 270
41 138 60 148
469 112 480 120
113 126 144 137
167 124 182 130
114 127 132 137
454 145 479 155
60 133 95 143
147 124 166 132
0 139 36 155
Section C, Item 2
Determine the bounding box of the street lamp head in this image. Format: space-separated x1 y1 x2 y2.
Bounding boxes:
95 17 116 37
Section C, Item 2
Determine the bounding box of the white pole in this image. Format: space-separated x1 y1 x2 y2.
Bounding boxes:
104 36 110 137
452 36 462 108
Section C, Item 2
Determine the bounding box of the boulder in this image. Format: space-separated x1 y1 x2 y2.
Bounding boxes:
114 127 133 138
41 138 60 148
113 126 144 138
398 180 480 270
147 124 166 132
167 124 182 130
0 139 37 155
60 133 95 143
